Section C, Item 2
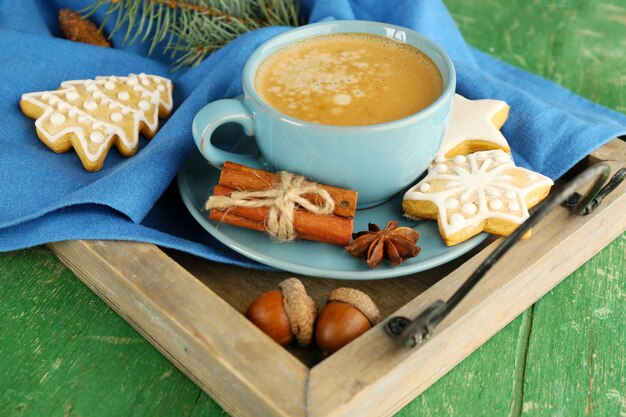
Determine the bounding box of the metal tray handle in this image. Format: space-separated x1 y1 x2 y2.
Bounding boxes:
387 163 626 349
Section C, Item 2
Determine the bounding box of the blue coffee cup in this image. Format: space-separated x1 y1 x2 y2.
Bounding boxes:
192 20 455 207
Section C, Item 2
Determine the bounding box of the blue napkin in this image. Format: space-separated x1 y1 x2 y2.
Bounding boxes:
1 0 625 269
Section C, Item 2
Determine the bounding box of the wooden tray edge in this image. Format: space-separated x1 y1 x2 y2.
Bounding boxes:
49 139 626 417
308 140 626 417
49 240 309 417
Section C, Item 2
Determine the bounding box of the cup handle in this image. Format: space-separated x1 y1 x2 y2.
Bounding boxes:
192 98 264 169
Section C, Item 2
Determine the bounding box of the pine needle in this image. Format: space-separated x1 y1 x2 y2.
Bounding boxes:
83 0 301 69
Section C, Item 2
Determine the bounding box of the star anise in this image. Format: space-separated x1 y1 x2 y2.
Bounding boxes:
345 221 421 268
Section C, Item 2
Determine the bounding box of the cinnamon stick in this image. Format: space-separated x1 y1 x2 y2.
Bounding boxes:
209 185 353 246
209 210 266 233
219 161 358 219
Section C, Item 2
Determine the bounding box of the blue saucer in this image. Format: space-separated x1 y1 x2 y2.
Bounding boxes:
177 150 488 280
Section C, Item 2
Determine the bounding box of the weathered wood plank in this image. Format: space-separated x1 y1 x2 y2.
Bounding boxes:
48 241 308 417
2 1 624 417
474 1 626 415
307 148 626 417
434 0 626 417
396 311 531 417
520 234 625 417
36 136 624 417
169 244 483 366
393 235 625 417
446 0 626 113
0 247 202 417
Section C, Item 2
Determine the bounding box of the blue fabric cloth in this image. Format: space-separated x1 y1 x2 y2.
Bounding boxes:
1 0 625 268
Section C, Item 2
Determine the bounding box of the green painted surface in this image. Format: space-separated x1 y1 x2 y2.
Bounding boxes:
0 248 201 417
1 1 625 416
520 234 626 417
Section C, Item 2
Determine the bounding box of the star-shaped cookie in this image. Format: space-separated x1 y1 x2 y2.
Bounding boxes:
436 94 511 160
403 150 553 246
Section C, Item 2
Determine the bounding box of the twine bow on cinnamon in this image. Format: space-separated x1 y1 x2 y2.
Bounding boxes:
205 171 336 242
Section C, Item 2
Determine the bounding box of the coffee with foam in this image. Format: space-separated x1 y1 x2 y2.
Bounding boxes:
254 33 443 126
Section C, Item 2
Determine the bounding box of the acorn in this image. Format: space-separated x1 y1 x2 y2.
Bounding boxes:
245 278 316 346
315 287 381 355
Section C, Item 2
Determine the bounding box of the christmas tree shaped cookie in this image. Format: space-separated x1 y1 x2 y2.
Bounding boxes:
20 73 173 171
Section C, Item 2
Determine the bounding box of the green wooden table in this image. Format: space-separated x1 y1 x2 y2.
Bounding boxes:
1 1 624 416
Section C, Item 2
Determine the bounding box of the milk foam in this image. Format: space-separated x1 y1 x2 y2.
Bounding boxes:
255 33 443 126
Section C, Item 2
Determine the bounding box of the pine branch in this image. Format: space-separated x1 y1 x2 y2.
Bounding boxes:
83 0 301 69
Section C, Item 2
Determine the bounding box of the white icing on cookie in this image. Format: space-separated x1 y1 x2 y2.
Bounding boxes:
508 201 520 211
404 150 553 237
436 94 510 159
138 100 150 111
21 74 174 165
462 202 477 215
66 91 79 101
453 155 466 165
450 214 465 228
111 112 123 123
434 164 447 173
445 198 459 210
90 131 105 143
117 91 130 101
83 100 97 111
489 199 503 210
495 153 509 163
50 112 66 125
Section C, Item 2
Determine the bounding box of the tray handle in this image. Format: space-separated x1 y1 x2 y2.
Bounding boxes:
387 163 625 349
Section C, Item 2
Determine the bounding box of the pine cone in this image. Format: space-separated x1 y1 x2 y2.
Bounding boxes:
59 9 111 48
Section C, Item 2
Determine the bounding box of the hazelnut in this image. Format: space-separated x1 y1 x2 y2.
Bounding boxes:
315 288 381 355
245 278 316 346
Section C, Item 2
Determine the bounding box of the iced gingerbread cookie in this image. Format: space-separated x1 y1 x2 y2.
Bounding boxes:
20 73 173 171
403 150 553 246
436 94 511 160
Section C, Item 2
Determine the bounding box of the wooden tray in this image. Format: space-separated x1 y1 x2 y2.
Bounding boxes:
48 139 626 417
